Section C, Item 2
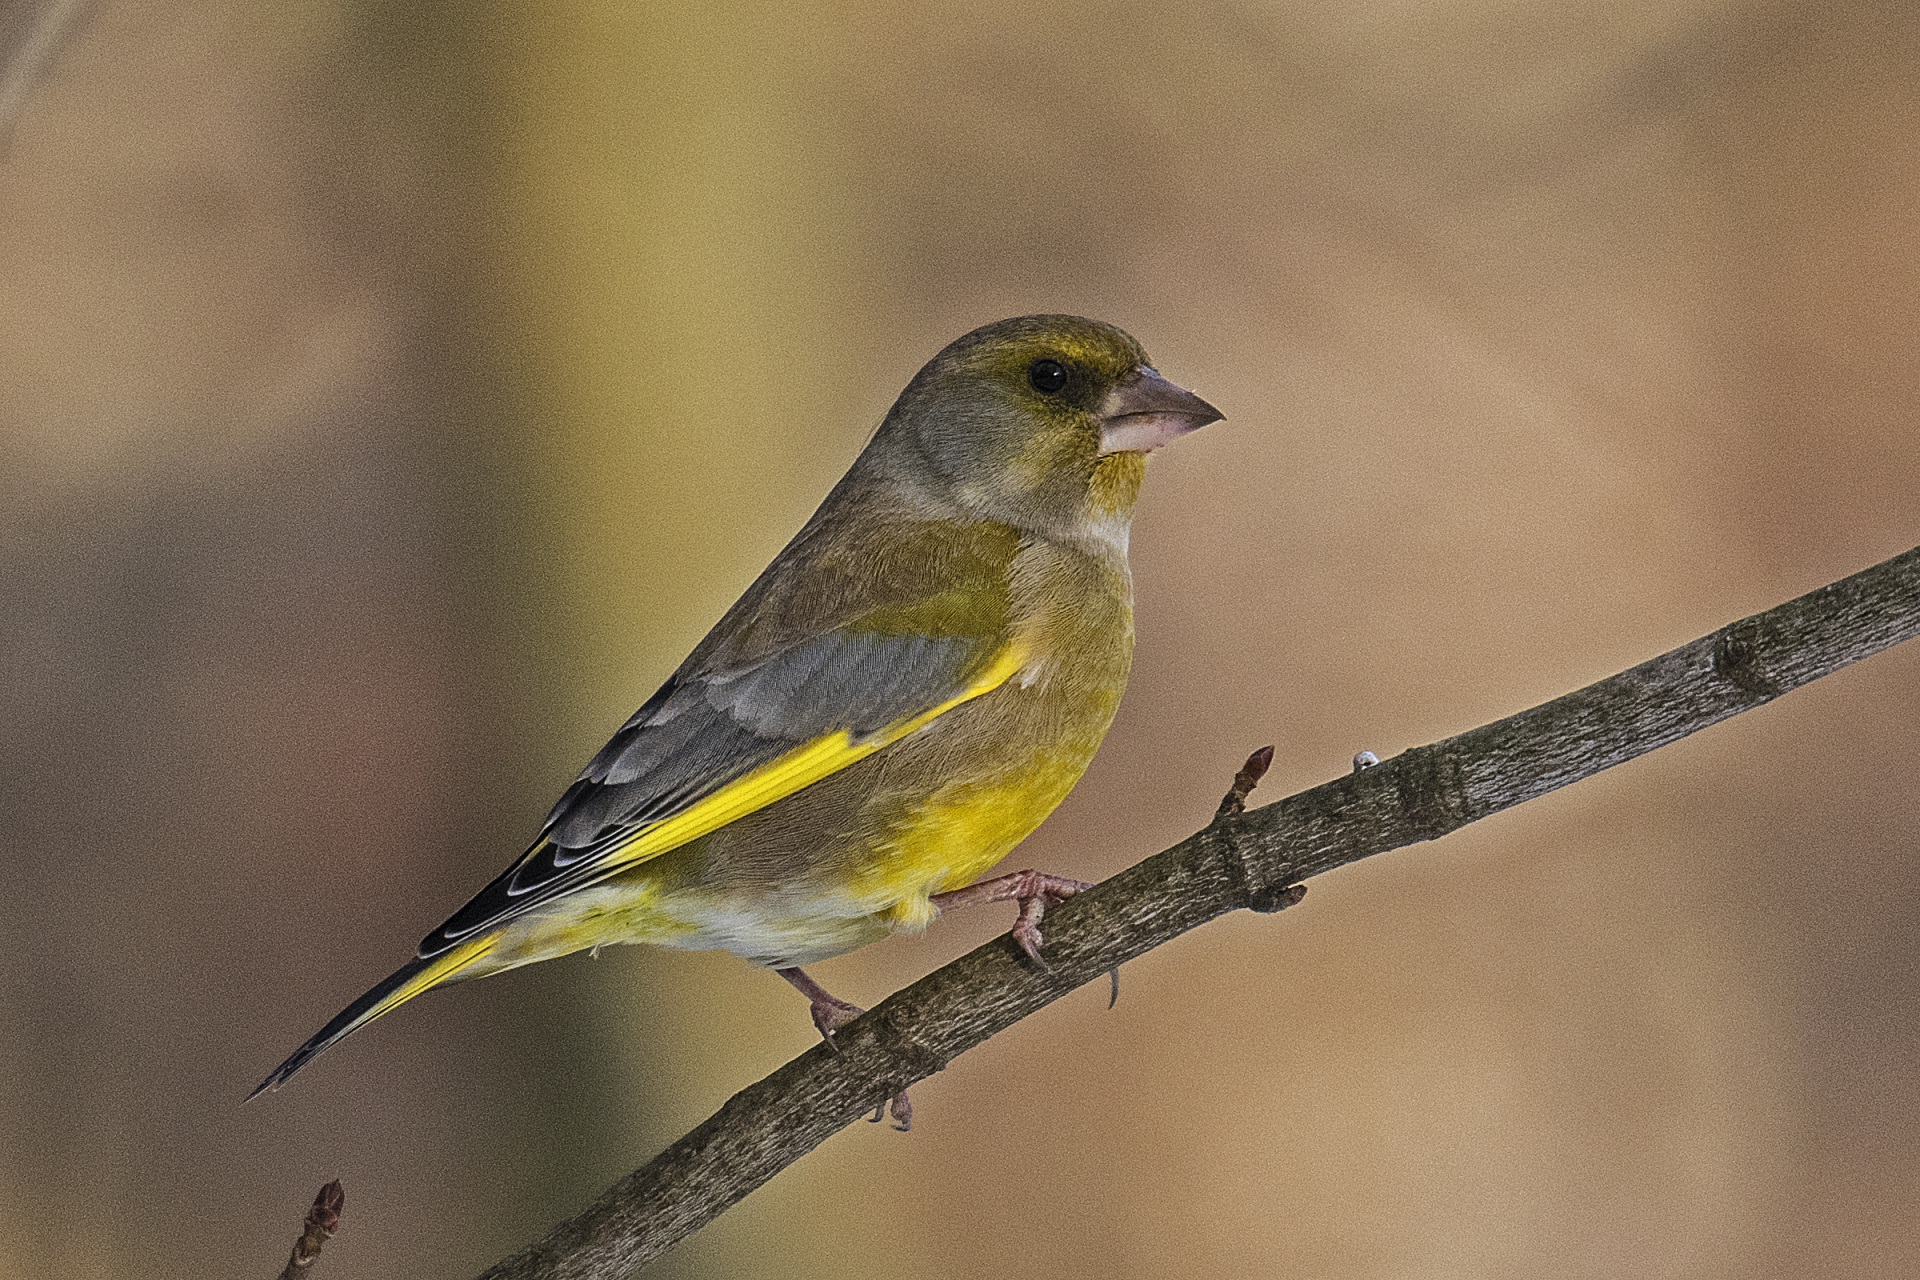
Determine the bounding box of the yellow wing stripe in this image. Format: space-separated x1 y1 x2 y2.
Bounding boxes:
357 935 496 1031
589 642 1027 880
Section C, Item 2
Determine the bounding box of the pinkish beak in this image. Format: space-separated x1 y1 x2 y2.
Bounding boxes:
1096 366 1224 455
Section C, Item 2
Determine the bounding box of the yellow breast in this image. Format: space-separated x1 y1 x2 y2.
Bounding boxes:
843 535 1135 932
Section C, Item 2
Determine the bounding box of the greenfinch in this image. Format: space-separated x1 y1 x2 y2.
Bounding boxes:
253 315 1221 1113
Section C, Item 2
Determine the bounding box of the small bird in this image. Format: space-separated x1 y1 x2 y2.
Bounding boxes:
253 315 1221 1123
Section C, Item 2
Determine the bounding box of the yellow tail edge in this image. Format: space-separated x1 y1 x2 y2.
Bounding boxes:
246 934 497 1100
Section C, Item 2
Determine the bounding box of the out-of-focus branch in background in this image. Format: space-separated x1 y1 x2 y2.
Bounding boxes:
0 0 99 158
472 545 1920 1278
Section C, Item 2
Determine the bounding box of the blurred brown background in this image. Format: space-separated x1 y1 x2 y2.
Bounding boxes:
2 0 1917 1276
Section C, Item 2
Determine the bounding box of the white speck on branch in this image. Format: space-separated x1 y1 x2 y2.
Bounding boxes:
474 543 1920 1280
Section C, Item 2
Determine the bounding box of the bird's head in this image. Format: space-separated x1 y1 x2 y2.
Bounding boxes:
870 315 1222 546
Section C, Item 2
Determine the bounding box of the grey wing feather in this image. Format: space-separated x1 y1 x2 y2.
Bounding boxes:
557 630 972 843
419 627 981 955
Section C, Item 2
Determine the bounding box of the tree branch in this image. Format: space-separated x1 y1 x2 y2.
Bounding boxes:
476 543 1920 1280
276 1180 344 1280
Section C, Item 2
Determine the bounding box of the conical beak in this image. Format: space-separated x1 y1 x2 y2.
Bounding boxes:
1096 366 1224 455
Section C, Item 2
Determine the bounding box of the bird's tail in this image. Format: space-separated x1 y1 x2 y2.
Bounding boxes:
247 934 497 1100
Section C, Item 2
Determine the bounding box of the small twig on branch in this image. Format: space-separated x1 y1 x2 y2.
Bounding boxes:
276 1181 344 1280
1214 744 1274 818
476 543 1920 1280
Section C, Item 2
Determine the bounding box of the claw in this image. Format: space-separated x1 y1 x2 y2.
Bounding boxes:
778 967 914 1128
868 1091 912 1131
777 967 866 1052
1011 894 1049 965
780 869 1103 1133
931 869 1093 966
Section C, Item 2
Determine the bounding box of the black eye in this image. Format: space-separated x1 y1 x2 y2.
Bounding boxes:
1028 359 1068 395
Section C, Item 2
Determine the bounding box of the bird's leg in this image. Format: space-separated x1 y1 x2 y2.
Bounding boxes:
930 868 1093 965
776 966 866 1039
775 966 912 1130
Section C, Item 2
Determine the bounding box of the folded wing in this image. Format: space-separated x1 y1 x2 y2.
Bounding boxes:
418 618 1020 957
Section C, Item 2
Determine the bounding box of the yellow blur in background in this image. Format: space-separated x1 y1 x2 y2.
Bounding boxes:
2 2 1917 1277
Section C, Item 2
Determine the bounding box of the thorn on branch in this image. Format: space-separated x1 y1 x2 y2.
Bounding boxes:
1215 746 1274 820
277 1180 344 1280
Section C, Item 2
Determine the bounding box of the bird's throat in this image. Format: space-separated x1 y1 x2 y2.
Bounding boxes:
1088 451 1147 520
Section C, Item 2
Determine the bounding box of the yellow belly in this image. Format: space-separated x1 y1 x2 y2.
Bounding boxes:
845 746 1103 932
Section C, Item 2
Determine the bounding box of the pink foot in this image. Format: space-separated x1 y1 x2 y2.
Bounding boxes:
777 965 866 1040
776 966 912 1130
930 868 1093 965
868 1091 911 1131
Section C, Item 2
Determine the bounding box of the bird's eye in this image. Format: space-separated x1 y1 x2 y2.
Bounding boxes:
1028 359 1069 395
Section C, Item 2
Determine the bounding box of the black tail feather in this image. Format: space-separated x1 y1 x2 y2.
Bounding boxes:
246 953 439 1101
